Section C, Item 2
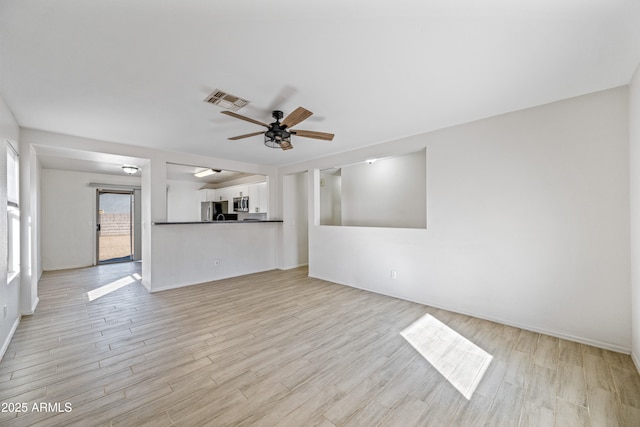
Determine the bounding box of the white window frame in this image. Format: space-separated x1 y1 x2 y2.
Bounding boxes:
6 141 19 283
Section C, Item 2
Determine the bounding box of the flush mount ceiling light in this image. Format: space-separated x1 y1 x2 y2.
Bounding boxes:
194 168 221 178
122 165 139 175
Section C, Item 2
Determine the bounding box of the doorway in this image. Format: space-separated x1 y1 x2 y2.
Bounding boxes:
96 190 134 264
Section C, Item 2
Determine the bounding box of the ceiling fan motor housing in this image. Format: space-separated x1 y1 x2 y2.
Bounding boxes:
272 110 284 121
265 127 291 141
265 110 291 144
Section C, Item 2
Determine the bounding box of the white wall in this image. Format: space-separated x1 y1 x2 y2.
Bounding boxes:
320 171 341 226
291 87 631 352
151 222 280 291
282 172 308 269
341 150 426 228
40 169 141 270
0 94 21 360
630 64 640 369
167 179 202 222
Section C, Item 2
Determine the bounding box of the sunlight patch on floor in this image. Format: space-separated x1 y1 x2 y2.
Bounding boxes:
400 313 493 400
86 275 137 302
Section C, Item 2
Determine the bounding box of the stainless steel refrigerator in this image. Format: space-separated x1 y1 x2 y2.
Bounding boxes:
201 201 227 221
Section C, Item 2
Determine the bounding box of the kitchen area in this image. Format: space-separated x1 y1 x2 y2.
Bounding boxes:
162 163 276 224
199 180 269 222
151 163 282 291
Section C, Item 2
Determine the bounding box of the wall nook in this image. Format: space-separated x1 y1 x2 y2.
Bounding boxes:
319 149 426 229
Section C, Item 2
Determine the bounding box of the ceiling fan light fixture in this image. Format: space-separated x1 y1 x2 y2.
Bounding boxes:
264 135 291 149
264 128 291 149
122 165 139 175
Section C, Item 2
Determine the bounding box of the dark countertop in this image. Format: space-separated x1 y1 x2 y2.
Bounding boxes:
153 220 283 225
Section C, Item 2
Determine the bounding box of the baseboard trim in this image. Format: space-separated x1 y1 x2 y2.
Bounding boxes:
30 296 39 314
21 296 40 316
280 263 309 270
309 272 632 354
150 268 278 293
0 316 20 362
632 351 640 376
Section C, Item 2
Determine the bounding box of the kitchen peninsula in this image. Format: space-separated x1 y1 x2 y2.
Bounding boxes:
149 219 282 292
149 168 283 293
153 219 283 225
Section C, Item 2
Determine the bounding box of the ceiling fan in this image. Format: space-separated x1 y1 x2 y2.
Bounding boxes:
221 107 334 151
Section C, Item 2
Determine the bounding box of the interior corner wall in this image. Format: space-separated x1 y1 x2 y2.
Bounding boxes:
308 86 631 352
282 172 309 269
319 171 341 226
630 64 640 370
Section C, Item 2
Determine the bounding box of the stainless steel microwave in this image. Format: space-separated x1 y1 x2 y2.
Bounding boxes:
233 196 249 212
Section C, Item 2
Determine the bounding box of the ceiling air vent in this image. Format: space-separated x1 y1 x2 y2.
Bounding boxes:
204 89 249 111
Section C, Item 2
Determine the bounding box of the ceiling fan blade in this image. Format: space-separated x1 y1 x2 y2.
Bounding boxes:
281 107 313 128
221 111 269 128
290 129 334 141
267 85 298 112
280 141 294 150
228 131 265 140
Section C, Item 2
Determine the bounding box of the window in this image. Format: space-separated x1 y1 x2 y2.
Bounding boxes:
7 141 19 280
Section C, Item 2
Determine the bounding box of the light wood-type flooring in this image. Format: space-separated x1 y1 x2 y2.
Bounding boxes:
1 263 640 426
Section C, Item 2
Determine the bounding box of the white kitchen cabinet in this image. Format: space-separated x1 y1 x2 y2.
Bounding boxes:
217 188 230 203
248 184 259 212
207 183 269 213
259 182 268 213
229 185 248 198
247 182 268 213
198 189 217 202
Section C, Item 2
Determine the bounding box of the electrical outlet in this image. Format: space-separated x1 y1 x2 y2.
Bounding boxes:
390 270 397 279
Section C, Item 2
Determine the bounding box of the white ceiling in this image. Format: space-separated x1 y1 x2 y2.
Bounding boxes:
33 145 147 176
165 163 254 185
33 145 253 183
2 0 640 169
